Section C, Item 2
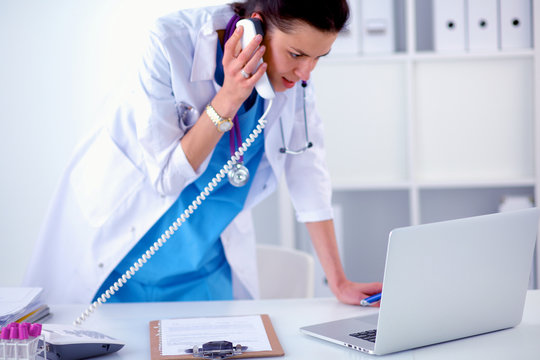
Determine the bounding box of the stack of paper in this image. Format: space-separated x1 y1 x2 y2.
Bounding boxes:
0 287 49 326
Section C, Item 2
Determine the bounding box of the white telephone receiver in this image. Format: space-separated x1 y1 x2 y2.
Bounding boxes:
236 18 275 100
74 19 275 325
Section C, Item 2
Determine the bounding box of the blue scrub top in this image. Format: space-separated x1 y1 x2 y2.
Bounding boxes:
93 41 265 303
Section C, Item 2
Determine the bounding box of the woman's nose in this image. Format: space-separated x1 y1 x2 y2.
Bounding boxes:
295 59 316 81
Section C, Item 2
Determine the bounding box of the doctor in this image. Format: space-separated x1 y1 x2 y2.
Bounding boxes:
24 0 382 305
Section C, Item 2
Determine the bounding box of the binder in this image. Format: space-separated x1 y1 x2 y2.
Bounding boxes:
360 0 395 54
331 0 361 55
467 0 499 51
149 314 284 359
433 0 466 52
499 0 532 50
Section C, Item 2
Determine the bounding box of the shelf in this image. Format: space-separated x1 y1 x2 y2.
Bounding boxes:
416 179 536 189
415 58 534 184
419 187 536 224
312 61 409 187
329 179 535 191
285 0 539 289
413 49 535 62
330 181 412 191
323 53 410 64
295 189 411 284
323 49 534 65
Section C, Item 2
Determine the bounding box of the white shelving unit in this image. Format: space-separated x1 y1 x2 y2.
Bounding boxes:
276 0 539 295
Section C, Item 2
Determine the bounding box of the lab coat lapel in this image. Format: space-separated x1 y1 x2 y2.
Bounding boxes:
190 23 219 82
263 92 290 173
190 9 232 83
262 92 287 135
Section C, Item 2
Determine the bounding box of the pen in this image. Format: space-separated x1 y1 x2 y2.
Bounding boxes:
360 293 382 306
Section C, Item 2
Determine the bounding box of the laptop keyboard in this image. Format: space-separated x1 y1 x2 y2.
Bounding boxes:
349 329 377 343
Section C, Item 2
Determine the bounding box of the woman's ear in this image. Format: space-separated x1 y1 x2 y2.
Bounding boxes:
249 12 267 35
250 12 263 22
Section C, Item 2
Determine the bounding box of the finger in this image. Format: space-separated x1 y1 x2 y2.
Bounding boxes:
245 61 268 85
242 45 265 75
223 26 243 63
236 34 263 66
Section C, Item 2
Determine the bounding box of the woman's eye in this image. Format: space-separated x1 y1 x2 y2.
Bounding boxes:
290 52 301 59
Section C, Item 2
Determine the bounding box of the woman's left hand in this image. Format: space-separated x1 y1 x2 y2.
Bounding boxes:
333 280 383 306
304 220 384 307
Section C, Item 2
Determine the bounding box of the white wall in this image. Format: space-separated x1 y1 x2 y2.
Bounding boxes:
0 0 231 286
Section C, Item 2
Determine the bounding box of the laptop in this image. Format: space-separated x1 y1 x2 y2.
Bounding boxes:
300 208 539 355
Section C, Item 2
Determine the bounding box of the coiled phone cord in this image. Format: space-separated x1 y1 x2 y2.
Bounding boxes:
74 99 273 325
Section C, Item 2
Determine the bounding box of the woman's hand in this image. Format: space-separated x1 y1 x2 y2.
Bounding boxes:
332 279 383 307
180 25 268 170
214 25 268 116
305 220 383 307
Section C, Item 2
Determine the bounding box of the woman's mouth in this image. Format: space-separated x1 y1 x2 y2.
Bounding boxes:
282 76 296 89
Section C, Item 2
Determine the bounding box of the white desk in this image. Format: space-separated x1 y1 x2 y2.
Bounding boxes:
46 290 540 359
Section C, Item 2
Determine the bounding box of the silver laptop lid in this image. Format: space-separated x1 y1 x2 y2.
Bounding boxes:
374 208 539 355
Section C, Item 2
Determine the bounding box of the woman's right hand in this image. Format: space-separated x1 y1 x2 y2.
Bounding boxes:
180 25 268 171
214 25 268 117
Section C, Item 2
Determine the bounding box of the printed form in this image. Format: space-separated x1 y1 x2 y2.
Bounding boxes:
160 315 272 356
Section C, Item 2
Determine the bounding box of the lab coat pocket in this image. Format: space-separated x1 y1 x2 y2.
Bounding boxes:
70 129 144 227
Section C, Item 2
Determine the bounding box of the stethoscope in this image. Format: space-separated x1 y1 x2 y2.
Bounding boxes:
227 80 313 187
279 80 313 155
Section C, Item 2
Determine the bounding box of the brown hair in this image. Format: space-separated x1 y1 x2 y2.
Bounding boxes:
230 0 349 34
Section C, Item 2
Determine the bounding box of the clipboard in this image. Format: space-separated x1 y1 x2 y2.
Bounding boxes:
149 314 284 359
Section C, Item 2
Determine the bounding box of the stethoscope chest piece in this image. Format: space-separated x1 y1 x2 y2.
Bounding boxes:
228 163 250 187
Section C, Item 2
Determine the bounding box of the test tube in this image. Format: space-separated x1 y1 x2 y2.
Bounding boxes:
0 327 10 359
10 325 19 360
19 324 30 359
29 324 43 359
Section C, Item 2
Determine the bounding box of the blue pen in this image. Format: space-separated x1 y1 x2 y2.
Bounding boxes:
360 293 382 306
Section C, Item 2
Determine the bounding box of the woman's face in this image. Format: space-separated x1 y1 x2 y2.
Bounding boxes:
261 20 338 93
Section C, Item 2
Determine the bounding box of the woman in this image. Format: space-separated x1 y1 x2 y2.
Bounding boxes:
24 0 382 305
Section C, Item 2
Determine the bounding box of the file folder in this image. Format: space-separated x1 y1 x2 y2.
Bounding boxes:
499 0 532 50
467 0 498 51
360 0 395 54
433 0 466 52
331 0 361 55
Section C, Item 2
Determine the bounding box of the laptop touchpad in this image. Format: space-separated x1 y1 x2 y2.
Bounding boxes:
354 314 379 327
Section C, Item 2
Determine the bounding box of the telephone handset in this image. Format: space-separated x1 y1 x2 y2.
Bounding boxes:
236 18 275 100
74 18 275 326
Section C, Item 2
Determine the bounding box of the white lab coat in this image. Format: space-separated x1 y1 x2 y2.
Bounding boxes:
23 5 333 304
